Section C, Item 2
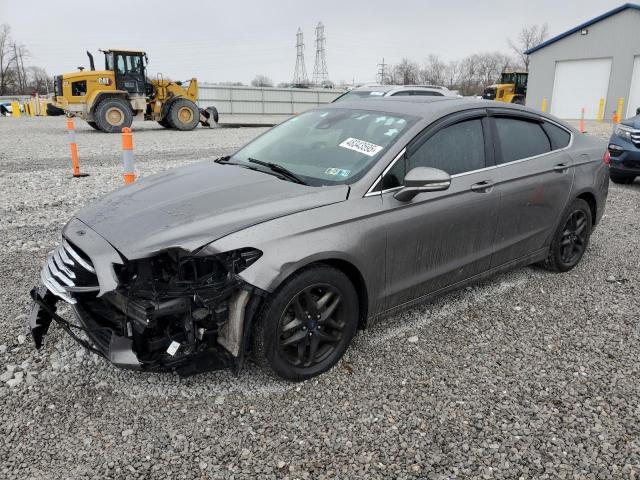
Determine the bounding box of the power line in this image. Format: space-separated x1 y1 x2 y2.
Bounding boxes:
312 22 329 86
292 27 308 85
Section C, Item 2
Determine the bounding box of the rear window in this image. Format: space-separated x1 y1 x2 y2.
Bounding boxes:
495 117 551 163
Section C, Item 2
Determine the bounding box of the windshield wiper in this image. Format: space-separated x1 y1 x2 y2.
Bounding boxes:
247 158 307 185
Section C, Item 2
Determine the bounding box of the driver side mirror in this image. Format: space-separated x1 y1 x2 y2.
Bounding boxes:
636 107 640 116
394 167 451 202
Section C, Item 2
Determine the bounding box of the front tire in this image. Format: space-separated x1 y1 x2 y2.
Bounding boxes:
541 198 592 272
87 121 101 131
166 99 199 131
158 118 172 129
253 266 358 381
94 97 133 133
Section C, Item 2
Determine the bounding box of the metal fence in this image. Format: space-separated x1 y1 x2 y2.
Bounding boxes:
197 85 345 116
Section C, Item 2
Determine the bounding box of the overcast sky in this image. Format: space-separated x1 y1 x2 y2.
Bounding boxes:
0 0 628 85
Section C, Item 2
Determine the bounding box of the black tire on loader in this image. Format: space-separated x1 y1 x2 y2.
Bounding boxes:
87 121 101 131
94 97 133 133
167 98 199 131
158 118 172 129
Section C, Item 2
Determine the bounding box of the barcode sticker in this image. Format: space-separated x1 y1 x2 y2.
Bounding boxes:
167 341 180 356
338 137 383 157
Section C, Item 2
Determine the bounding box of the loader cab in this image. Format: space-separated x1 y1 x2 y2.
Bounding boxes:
103 49 147 95
500 71 528 96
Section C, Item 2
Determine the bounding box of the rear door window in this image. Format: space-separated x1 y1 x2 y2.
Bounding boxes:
494 117 551 163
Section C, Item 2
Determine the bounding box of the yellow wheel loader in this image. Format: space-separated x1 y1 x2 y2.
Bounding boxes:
482 71 528 105
51 49 218 132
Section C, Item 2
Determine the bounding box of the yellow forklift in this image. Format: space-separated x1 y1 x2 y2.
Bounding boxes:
482 71 528 105
51 49 218 132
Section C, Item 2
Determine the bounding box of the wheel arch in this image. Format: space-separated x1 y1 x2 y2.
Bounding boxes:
88 91 129 115
258 255 370 331
575 190 597 226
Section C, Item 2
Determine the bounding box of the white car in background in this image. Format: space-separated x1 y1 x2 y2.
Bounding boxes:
333 84 460 102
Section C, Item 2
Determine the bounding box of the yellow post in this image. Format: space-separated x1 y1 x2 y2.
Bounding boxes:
617 97 625 121
11 101 20 117
597 98 605 123
541 97 548 113
40 99 47 116
30 99 36 117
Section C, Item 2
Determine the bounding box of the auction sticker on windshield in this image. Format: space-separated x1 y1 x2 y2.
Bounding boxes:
339 138 383 157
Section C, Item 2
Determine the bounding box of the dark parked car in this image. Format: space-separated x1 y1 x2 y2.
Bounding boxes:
29 98 609 380
607 107 640 184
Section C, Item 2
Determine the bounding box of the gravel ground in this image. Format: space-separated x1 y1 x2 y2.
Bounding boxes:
1 116 639 479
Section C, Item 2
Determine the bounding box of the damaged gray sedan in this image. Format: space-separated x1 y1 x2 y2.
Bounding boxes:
29 98 609 380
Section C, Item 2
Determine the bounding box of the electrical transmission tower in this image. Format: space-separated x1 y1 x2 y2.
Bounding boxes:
292 28 309 86
312 22 329 86
377 58 388 85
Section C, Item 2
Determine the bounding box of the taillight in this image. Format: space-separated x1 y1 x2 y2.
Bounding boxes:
603 150 610 165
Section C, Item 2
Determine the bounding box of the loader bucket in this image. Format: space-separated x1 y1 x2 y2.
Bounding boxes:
200 106 219 128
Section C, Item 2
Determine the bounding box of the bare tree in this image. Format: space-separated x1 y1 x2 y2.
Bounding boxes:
508 24 549 71
26 66 51 94
444 60 461 89
0 24 15 95
251 74 273 87
420 54 447 85
393 58 420 85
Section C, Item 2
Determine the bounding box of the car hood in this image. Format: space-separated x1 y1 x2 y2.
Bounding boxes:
74 161 349 259
621 115 640 129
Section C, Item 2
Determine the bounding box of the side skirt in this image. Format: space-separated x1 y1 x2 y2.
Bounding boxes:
370 248 548 323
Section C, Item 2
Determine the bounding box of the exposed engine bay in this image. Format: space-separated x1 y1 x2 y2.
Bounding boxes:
31 240 264 376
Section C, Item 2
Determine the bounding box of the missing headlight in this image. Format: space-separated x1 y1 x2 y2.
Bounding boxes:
74 248 263 372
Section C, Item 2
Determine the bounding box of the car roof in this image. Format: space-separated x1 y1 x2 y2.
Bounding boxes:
320 96 572 127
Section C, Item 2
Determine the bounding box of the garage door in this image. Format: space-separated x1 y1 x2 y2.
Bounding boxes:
551 58 612 119
627 55 640 118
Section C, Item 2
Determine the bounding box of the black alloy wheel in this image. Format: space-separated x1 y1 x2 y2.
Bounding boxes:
253 266 358 381
541 198 592 272
278 284 345 368
559 210 588 264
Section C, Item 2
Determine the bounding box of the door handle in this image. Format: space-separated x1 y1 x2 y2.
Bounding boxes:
553 163 569 173
470 180 495 193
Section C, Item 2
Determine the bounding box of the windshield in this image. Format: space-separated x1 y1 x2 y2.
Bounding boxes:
229 108 415 186
333 90 389 102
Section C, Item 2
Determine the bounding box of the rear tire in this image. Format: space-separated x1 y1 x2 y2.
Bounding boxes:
166 99 199 131
610 173 635 184
511 96 525 105
94 97 133 133
540 198 592 272
253 266 358 381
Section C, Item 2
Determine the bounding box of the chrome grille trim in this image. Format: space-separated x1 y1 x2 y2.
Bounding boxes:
41 266 75 304
63 240 95 273
53 249 75 279
40 241 99 304
47 256 74 287
57 244 74 267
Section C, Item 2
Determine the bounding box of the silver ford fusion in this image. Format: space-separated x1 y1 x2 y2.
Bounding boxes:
29 98 609 380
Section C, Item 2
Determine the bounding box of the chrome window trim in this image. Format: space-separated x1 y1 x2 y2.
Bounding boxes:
364 148 406 197
363 115 575 197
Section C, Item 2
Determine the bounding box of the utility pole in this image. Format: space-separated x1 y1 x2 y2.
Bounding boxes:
312 22 329 86
292 28 308 86
377 58 388 85
13 44 23 94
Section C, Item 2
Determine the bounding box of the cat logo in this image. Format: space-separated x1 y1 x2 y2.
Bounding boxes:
97 77 112 86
